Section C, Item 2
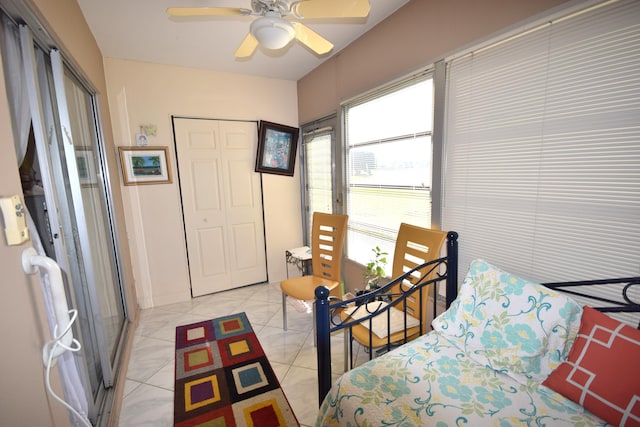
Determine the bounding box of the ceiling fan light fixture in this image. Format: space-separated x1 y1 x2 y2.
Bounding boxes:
250 15 295 50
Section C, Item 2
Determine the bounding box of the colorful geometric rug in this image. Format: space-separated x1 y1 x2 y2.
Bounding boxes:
174 312 299 426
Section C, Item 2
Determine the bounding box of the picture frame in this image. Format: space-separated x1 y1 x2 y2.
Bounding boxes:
118 146 172 185
75 148 97 187
255 120 299 176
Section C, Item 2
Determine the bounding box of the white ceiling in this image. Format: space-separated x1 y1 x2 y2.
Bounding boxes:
75 0 410 81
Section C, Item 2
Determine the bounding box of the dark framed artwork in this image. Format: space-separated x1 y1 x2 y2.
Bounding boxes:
255 120 299 176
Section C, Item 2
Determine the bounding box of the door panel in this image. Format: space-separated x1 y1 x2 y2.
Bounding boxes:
222 121 267 287
193 159 221 210
198 227 226 277
232 222 258 269
228 160 254 206
174 118 267 296
180 123 230 293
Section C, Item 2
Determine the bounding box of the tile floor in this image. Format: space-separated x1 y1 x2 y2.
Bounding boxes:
118 282 368 427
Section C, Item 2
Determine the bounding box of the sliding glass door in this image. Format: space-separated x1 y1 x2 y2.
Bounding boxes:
300 115 338 243
6 17 128 424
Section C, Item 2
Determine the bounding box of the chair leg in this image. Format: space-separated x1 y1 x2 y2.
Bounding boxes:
282 292 288 330
343 329 349 372
312 303 317 347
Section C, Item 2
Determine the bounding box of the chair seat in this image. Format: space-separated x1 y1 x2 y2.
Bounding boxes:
281 275 340 301
343 302 421 337
352 325 422 348
342 311 423 348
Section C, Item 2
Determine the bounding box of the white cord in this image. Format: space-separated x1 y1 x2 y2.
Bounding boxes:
44 309 93 427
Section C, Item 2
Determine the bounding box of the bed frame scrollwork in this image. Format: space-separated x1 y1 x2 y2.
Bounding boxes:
314 231 459 405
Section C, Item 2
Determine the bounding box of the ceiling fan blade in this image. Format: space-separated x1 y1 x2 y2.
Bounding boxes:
235 33 259 58
292 0 371 19
292 22 333 55
166 7 251 17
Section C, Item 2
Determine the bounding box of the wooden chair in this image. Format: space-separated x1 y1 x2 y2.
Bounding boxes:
344 223 447 366
280 212 348 334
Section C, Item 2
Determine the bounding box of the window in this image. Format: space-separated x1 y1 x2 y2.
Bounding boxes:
300 115 337 243
343 75 434 267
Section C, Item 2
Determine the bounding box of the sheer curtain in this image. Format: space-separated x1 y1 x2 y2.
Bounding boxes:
2 15 29 160
1 15 90 426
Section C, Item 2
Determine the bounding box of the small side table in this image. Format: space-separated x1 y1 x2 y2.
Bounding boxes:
285 246 312 278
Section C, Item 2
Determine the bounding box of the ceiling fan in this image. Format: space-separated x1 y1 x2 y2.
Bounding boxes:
167 0 371 58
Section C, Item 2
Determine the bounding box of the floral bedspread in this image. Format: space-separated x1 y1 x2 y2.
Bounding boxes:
316 331 608 426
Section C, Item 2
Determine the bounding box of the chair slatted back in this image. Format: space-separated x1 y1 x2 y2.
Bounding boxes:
311 212 348 290
389 223 447 322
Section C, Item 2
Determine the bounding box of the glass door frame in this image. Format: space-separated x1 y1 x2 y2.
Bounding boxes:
50 49 127 387
299 113 341 244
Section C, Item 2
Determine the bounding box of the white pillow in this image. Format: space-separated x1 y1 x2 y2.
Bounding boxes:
432 259 583 382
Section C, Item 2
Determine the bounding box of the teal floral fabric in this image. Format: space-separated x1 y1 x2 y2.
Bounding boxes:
432 259 583 382
316 331 608 426
315 260 607 426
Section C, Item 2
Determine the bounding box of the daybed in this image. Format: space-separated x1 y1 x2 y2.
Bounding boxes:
314 241 640 426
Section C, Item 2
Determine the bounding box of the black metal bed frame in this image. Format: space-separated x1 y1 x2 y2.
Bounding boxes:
543 277 640 317
313 231 640 406
314 231 459 405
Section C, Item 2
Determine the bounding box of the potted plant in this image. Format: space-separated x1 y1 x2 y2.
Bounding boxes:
362 246 388 291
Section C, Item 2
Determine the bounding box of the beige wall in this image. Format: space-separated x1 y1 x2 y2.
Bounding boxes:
298 0 569 123
104 58 301 308
0 0 135 425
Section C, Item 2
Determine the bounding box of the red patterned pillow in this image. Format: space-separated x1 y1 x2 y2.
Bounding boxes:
543 306 640 427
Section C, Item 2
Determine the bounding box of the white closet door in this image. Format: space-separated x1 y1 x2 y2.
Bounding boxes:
173 118 267 296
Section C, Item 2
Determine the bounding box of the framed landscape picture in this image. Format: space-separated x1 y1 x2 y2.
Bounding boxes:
75 148 97 187
255 120 299 177
118 146 172 185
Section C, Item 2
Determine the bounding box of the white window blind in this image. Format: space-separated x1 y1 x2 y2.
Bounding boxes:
302 126 334 241
442 0 640 323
